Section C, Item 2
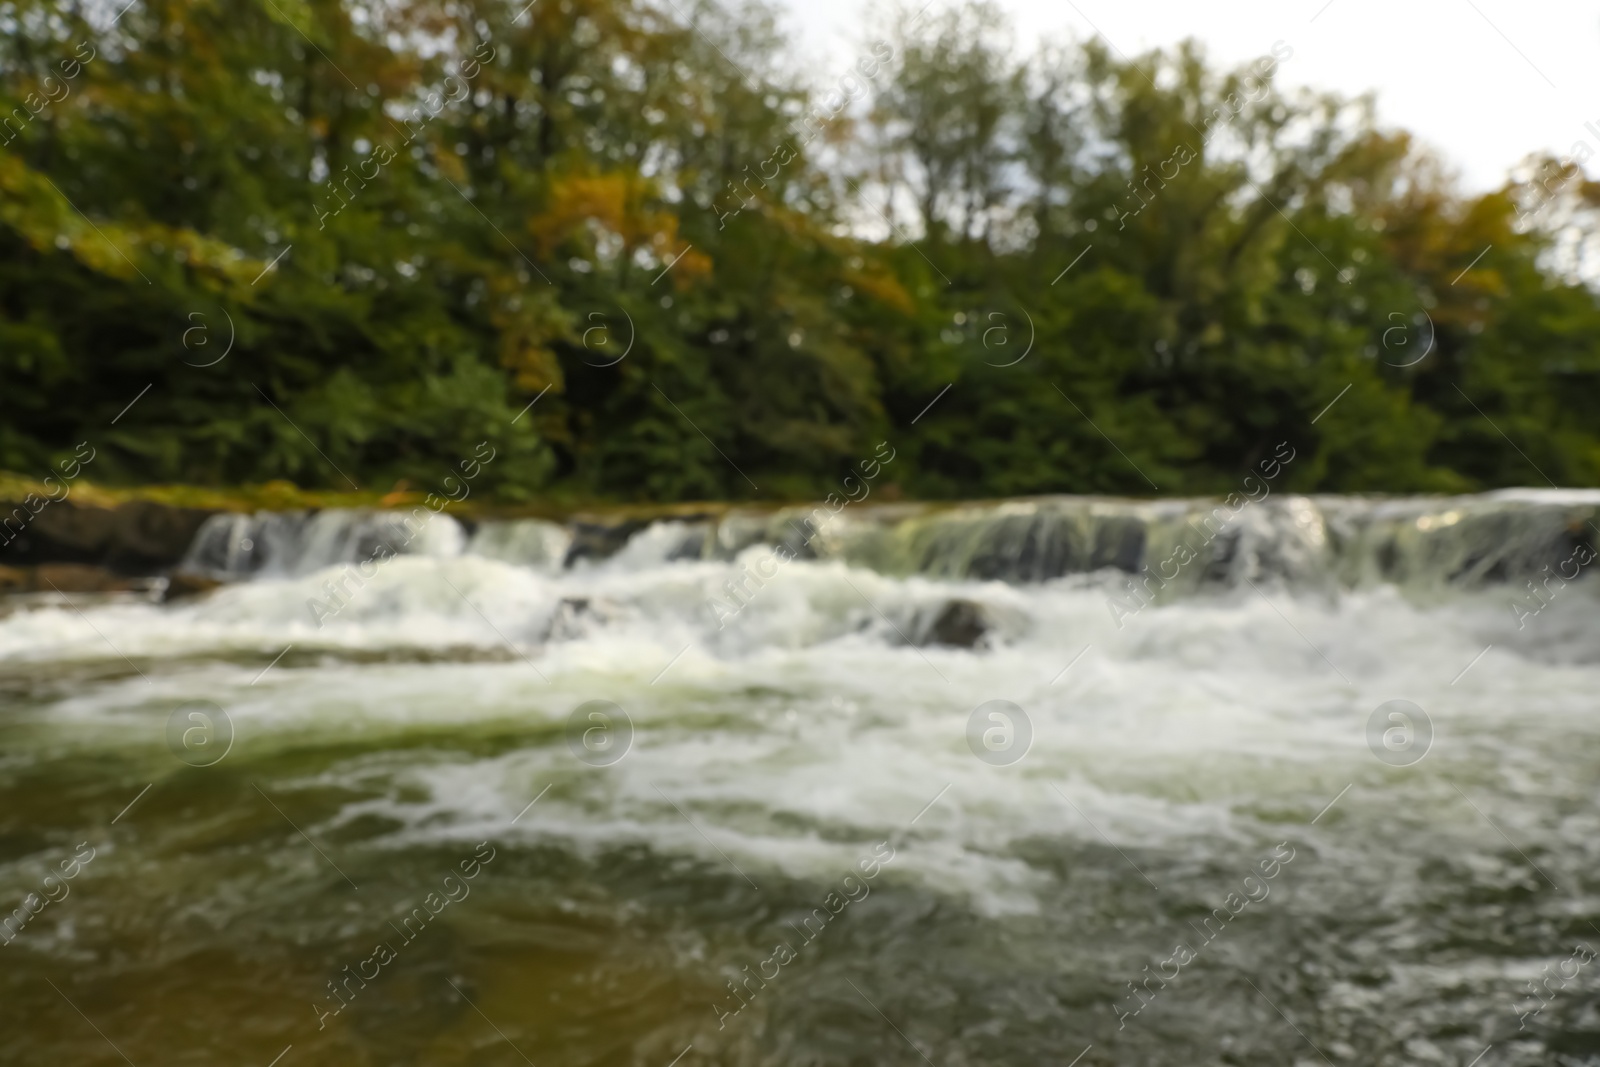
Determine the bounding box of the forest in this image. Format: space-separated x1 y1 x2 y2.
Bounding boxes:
4 0 1600 503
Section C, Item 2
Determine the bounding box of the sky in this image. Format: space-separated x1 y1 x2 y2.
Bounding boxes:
776 0 1600 192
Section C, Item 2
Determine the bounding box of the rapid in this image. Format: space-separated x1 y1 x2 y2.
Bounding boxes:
2 489 1598 1066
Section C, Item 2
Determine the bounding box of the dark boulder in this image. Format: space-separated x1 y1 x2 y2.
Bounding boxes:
922 599 990 648
563 519 650 565
162 571 226 601
0 498 216 574
544 596 621 640
31 563 153 594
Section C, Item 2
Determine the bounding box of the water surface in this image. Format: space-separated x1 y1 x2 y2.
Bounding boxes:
3 492 1598 1066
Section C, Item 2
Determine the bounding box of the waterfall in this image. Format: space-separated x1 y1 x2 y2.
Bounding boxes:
174 490 1600 598
465 518 572 570
181 508 468 579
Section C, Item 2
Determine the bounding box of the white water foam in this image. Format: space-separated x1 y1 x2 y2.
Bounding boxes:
7 505 1597 916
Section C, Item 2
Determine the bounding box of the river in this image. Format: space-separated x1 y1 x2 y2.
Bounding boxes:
2 490 1597 1066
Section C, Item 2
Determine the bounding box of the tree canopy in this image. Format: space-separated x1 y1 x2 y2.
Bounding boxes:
4 0 1599 502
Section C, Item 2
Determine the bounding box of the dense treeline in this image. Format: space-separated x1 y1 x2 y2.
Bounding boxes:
3 0 1600 501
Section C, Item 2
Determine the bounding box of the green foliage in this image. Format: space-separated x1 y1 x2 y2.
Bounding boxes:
3 0 1599 501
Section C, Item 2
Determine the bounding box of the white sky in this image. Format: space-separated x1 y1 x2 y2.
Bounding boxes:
776 0 1600 192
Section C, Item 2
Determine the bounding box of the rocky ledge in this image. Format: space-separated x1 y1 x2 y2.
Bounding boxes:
0 497 219 596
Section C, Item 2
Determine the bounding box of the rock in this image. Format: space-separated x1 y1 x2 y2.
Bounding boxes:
23 499 119 558
0 565 28 592
664 521 712 561
545 596 621 640
162 571 225 601
563 511 723 566
105 500 216 571
0 498 216 573
32 563 147 594
563 519 650 564
923 599 990 648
